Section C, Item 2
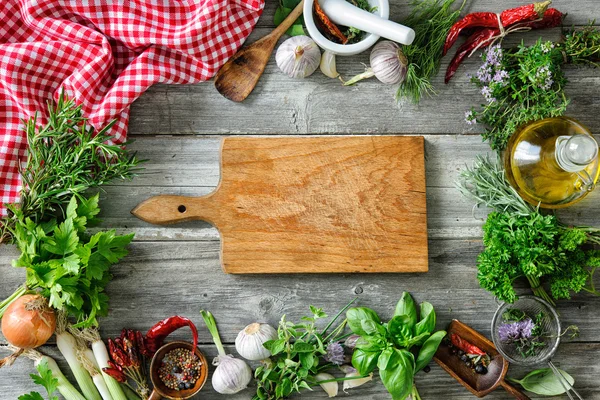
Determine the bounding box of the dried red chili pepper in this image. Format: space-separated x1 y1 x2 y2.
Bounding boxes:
145 315 199 355
107 360 123 372
450 333 487 356
109 338 131 367
313 0 348 44
136 330 151 358
444 8 564 83
102 366 127 383
443 1 551 56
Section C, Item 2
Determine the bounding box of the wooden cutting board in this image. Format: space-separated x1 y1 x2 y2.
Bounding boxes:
132 136 428 273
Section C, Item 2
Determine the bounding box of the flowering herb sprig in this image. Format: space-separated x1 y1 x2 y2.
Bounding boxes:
466 41 568 151
499 310 547 358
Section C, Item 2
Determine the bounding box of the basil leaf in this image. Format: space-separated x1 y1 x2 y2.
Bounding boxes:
509 368 575 396
415 331 446 372
352 348 381 376
394 292 417 327
414 302 436 336
388 315 414 347
346 307 381 336
380 349 415 400
378 347 395 371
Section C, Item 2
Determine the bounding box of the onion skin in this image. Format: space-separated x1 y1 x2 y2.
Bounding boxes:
1 294 56 349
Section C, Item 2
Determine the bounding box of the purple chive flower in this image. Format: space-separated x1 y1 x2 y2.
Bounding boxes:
465 110 477 125
519 319 535 339
498 318 536 343
325 342 345 365
498 322 522 342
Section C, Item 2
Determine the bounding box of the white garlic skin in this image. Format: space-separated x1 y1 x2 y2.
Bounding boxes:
235 322 278 361
212 355 253 394
320 51 339 79
316 372 339 397
276 36 321 78
370 40 408 84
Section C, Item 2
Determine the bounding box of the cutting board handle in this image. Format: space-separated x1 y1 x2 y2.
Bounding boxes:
131 194 219 225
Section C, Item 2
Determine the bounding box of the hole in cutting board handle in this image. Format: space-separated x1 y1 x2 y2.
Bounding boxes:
178 205 187 213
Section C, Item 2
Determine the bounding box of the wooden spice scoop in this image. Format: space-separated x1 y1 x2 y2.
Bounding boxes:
131 136 428 274
214 1 304 102
434 320 530 399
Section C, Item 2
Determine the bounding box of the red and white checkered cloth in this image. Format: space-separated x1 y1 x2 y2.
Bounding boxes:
0 0 264 215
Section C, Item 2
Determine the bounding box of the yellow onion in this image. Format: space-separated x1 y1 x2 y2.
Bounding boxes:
1 294 56 349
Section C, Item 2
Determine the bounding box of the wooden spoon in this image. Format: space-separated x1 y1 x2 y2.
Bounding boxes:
214 0 304 102
434 320 530 399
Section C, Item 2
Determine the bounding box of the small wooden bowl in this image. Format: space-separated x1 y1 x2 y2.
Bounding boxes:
149 341 208 400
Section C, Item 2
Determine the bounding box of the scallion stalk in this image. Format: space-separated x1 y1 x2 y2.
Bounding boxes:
74 328 128 400
56 316 102 400
17 347 86 400
79 347 114 400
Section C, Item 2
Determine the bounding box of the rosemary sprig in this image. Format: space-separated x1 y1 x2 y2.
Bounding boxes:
398 0 465 104
456 155 535 216
2 93 142 241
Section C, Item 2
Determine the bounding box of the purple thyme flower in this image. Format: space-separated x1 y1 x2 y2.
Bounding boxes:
485 44 503 67
325 342 345 365
476 65 492 84
481 86 496 103
465 110 477 125
536 65 553 90
493 69 509 85
541 42 555 53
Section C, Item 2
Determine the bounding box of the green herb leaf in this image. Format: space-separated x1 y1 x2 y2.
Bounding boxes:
20 359 60 400
394 292 417 327
414 302 436 336
415 331 446 372
18 393 45 400
352 348 381 376
379 349 415 400
509 368 575 395
346 307 381 336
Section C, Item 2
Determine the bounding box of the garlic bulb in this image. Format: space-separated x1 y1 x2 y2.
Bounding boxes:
235 322 277 361
276 36 321 78
212 354 253 394
315 372 338 397
370 41 408 84
320 51 339 79
339 365 373 393
344 41 408 86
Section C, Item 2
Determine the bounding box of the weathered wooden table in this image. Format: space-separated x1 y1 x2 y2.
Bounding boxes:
2 1 600 398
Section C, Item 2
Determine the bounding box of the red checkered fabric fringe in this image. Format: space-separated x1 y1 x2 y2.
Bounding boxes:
0 0 264 215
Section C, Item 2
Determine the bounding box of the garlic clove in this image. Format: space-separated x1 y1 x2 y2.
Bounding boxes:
316 372 338 398
276 36 321 79
343 370 373 393
320 51 339 79
235 322 278 361
212 354 253 394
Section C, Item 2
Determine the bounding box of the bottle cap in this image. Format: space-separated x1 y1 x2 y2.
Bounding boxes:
557 135 598 172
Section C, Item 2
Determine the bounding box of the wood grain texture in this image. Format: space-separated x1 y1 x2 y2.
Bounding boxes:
214 1 304 102
132 136 428 273
2 1 600 398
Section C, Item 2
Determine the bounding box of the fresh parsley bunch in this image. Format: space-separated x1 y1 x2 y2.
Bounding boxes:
347 292 446 400
459 156 600 306
5 194 134 328
19 359 59 400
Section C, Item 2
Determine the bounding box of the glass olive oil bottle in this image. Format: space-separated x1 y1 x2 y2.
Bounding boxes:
504 117 599 208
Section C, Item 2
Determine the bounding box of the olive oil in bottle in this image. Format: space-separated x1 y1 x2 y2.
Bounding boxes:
504 117 599 208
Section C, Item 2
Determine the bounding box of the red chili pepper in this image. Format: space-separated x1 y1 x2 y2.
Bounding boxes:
444 8 564 83
136 330 151 359
109 338 132 368
450 333 487 356
102 367 127 383
314 0 348 44
107 360 123 372
445 28 498 83
145 316 199 355
123 338 140 368
443 1 551 56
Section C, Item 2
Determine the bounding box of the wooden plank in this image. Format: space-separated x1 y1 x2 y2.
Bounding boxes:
131 136 429 273
128 27 600 136
2 241 599 342
1 342 598 399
